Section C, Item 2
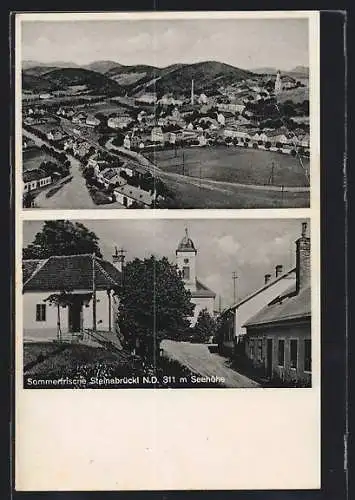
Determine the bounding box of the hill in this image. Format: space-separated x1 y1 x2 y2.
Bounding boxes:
252 67 278 75
139 60 254 96
106 63 159 87
85 60 123 74
23 67 124 95
22 60 80 70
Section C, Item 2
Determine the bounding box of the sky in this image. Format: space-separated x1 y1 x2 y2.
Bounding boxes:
21 18 309 70
23 218 308 309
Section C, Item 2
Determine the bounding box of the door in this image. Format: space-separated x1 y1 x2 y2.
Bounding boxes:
68 300 83 332
266 339 273 379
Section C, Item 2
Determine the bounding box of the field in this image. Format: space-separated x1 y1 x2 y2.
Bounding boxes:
23 147 59 171
81 101 130 116
147 145 310 187
277 86 309 104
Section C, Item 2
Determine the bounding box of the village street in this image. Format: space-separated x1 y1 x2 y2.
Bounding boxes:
160 340 259 388
23 130 124 209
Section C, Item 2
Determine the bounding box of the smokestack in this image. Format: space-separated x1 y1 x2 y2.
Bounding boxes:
264 273 272 284
275 264 283 278
296 222 311 293
191 79 194 105
112 246 126 273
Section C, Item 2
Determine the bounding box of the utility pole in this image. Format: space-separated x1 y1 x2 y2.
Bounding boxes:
232 272 238 304
218 295 222 313
92 253 97 333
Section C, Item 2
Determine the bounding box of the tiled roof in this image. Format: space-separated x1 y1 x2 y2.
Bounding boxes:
23 254 121 292
244 285 311 327
191 279 216 299
22 259 45 282
225 268 296 313
23 169 49 182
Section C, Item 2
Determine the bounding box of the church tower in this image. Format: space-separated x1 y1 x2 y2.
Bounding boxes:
275 70 282 95
191 79 194 105
176 228 197 292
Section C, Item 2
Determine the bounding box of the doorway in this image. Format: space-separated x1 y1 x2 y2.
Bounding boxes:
68 299 83 332
266 338 273 379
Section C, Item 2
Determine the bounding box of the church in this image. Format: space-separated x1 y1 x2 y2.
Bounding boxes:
175 229 216 326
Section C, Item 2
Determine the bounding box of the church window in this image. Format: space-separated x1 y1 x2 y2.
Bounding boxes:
182 266 190 279
184 258 189 264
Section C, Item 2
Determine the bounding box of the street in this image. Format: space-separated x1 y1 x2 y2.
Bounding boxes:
23 130 124 209
160 340 259 388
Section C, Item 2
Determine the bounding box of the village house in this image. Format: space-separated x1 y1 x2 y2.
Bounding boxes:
151 126 164 143
243 222 311 386
113 182 156 208
219 265 296 357
85 115 101 128
123 135 131 150
198 93 208 105
46 129 65 142
22 254 123 342
23 169 52 193
175 229 216 326
107 115 133 130
218 103 246 114
72 112 87 124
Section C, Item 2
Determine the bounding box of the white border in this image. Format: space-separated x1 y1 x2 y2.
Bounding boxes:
15 11 320 492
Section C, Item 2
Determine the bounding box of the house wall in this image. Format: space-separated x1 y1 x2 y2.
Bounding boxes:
23 290 114 341
234 274 296 338
245 319 311 385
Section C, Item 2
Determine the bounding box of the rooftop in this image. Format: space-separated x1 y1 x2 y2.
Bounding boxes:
23 254 121 292
244 284 311 328
176 228 197 254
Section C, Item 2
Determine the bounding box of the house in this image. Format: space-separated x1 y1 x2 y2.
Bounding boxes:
107 116 133 130
243 222 311 386
46 129 64 142
113 182 156 208
151 126 164 143
123 135 131 150
223 129 250 141
22 254 123 342
72 112 87 124
39 93 51 100
219 265 296 357
197 134 207 147
198 93 208 105
85 116 101 128
218 103 246 114
217 113 225 126
175 229 216 326
23 169 52 193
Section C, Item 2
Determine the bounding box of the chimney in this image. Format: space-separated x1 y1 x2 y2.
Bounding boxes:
295 221 311 293
275 264 283 278
264 273 272 284
112 246 126 273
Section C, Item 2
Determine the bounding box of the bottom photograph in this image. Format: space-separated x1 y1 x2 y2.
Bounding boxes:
21 218 312 389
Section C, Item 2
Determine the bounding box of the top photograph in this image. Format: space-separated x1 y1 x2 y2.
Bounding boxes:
17 12 317 210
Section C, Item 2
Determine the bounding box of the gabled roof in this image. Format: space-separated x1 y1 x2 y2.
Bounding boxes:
23 254 121 292
191 279 216 299
224 267 296 313
244 284 311 328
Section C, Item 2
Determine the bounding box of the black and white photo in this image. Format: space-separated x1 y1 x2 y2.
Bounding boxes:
19 16 312 209
22 218 312 389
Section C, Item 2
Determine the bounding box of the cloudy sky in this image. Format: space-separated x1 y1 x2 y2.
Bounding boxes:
21 18 308 70
23 218 308 309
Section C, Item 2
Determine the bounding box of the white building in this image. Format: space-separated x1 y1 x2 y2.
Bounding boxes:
151 126 164 143
217 113 226 126
198 93 208 105
176 229 216 326
22 254 122 342
275 70 283 95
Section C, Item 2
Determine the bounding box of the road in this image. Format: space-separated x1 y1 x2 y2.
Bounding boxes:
23 129 124 209
160 340 259 388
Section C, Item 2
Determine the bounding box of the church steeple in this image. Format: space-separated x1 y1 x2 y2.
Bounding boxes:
275 70 282 95
176 227 197 291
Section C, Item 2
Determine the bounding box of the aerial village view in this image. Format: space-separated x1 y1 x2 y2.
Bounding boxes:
22 218 311 389
21 18 311 209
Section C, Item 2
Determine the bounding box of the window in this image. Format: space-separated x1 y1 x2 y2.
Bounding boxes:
290 339 298 369
304 339 311 372
184 258 189 264
36 304 46 322
249 339 255 359
278 339 285 366
257 339 263 361
182 266 190 280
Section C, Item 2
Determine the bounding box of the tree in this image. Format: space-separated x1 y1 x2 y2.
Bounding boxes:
23 220 102 259
117 256 194 359
193 308 217 343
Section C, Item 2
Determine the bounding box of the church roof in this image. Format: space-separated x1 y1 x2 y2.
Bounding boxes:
176 228 197 253
191 279 216 299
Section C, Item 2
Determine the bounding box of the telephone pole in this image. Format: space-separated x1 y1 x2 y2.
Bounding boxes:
232 272 238 304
